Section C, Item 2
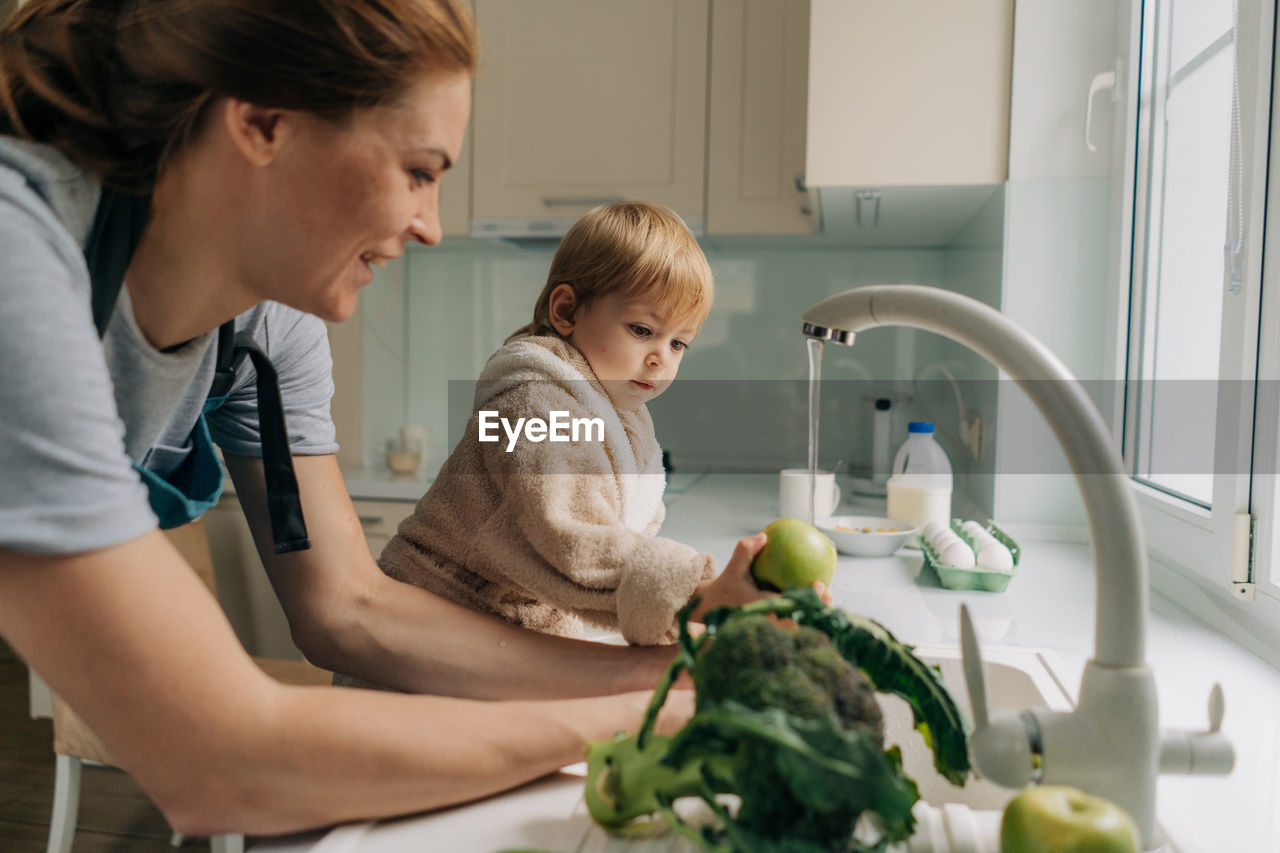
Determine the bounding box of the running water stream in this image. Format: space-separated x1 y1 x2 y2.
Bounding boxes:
806 338 824 526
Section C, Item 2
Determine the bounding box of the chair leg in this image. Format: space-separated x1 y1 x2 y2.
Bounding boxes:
46 754 82 853
211 834 245 853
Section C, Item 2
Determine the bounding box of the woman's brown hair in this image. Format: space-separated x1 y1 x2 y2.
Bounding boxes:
0 0 477 192
531 201 714 334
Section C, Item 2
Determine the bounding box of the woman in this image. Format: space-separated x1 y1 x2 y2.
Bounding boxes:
0 0 769 836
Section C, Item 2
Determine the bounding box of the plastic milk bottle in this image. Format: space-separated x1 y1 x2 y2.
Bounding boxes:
886 422 952 530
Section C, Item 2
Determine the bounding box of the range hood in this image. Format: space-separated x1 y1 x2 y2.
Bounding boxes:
466 189 998 249
470 215 706 245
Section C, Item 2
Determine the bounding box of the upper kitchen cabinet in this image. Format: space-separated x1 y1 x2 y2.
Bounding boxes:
805 0 1014 187
438 131 472 239
438 0 473 237
469 0 709 236
706 0 814 234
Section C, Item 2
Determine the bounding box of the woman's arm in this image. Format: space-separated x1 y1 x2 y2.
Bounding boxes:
225 452 747 697
0 530 690 836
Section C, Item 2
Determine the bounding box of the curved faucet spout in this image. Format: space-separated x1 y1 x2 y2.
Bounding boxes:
801 284 1147 667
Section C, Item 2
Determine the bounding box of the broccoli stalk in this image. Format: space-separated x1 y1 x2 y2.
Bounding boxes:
585 603 716 835
583 732 712 836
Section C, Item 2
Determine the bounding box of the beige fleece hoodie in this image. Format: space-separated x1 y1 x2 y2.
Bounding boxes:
339 330 714 689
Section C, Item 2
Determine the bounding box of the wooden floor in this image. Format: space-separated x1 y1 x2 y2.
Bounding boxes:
0 640 211 852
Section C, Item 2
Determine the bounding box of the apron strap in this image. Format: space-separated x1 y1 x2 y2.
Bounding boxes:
86 189 151 339
227 334 311 554
208 320 239 398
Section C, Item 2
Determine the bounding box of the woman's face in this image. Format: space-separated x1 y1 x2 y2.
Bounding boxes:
248 69 472 322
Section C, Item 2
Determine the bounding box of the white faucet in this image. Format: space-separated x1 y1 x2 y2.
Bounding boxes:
801 285 1233 851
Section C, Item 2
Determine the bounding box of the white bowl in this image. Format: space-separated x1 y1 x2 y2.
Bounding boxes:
818 515 919 558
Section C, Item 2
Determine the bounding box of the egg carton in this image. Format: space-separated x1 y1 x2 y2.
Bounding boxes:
920 519 1021 592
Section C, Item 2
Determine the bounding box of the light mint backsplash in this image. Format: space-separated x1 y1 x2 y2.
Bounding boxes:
361 194 1007 517
993 177 1113 530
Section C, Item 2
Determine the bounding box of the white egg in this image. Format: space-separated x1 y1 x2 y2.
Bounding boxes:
931 530 961 550
976 540 1014 570
921 521 947 545
938 539 976 568
926 517 957 545
960 520 989 540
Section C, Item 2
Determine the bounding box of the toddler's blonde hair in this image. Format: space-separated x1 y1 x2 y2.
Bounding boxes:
531 202 713 333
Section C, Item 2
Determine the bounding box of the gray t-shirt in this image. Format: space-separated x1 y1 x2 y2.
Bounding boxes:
0 137 338 554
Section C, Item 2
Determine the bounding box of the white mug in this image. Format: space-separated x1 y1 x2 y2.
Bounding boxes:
779 468 842 521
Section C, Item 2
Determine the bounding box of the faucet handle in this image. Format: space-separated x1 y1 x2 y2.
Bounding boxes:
959 603 989 729
1158 682 1234 776
959 603 1037 788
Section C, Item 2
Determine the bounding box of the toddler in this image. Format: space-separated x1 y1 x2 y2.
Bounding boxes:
350 202 760 675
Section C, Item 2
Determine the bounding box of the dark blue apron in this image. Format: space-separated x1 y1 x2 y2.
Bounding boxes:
85 189 310 554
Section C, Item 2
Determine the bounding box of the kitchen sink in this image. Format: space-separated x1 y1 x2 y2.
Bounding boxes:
884 645 1074 812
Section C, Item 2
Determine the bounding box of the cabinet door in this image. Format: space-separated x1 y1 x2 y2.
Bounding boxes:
438 0 474 237
353 499 417 560
471 0 709 230
439 120 472 237
706 0 814 234
806 0 1013 187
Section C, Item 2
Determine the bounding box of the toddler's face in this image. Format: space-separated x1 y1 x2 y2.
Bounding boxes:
566 294 700 411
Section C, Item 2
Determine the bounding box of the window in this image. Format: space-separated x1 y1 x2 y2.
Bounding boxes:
1251 55 1280 598
1123 0 1273 600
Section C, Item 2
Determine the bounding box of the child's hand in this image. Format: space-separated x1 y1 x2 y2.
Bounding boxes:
688 533 835 622
688 532 770 622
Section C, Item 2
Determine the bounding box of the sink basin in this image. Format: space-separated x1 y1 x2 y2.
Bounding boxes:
882 645 1074 811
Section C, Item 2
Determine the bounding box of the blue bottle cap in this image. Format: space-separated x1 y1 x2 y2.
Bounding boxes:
907 421 935 433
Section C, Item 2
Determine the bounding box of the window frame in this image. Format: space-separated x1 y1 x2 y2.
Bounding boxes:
1246 2 1280 604
1120 0 1273 603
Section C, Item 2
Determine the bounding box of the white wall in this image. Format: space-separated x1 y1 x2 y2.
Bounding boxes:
993 0 1122 532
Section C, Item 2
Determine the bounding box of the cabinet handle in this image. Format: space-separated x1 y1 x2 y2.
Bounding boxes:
357 515 384 526
541 196 625 208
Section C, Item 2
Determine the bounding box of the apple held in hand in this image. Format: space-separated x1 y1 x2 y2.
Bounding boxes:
750 518 837 591
1001 785 1141 853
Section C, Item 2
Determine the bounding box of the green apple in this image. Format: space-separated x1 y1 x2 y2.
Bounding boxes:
1001 785 1141 853
750 518 837 591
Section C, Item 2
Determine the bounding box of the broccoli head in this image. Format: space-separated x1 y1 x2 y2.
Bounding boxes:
694 615 884 746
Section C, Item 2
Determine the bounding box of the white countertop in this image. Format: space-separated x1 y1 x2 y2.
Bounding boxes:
336 464 709 505
255 474 1280 853
338 465 435 503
